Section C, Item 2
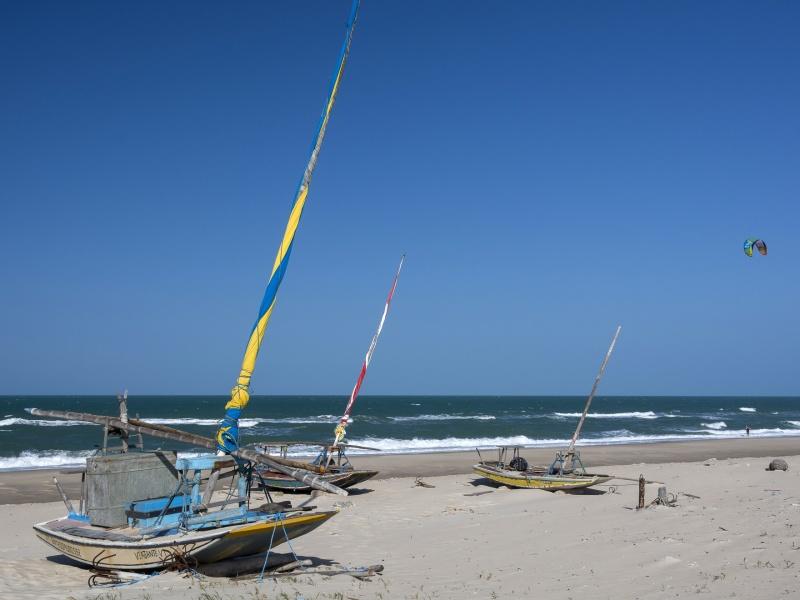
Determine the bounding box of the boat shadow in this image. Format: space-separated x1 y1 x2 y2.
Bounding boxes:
561 487 606 495
342 487 373 496
46 550 342 577
45 553 90 569
467 477 609 495
468 477 502 488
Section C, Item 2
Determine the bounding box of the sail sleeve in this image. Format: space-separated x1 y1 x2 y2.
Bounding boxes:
216 0 361 453
334 255 405 446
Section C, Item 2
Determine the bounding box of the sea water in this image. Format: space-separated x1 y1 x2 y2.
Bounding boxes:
1 395 798 470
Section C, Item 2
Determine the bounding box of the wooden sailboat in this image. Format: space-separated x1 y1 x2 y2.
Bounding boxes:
33 447 336 570
253 442 379 493
29 408 341 569
32 0 362 570
473 326 622 491
472 447 613 491
255 256 404 493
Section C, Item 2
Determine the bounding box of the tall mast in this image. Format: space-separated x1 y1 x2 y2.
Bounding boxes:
216 0 361 453
565 325 622 456
334 255 405 446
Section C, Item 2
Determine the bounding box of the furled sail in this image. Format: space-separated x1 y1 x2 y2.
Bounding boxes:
334 255 405 446
216 0 361 453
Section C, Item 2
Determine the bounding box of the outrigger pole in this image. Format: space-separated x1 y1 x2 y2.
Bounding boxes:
28 408 348 496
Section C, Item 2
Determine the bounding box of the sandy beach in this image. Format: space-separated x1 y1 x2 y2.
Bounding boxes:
1 439 798 599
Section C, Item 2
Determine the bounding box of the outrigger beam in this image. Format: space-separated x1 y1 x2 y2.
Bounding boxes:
28 408 348 496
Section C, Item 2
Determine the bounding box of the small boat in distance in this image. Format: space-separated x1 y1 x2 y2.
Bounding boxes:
474 326 622 491
473 446 612 491
255 255 404 493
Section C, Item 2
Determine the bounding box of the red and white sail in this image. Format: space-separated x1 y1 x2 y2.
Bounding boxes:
334 255 404 445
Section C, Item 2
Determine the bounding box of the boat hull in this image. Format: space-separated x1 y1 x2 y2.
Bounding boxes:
258 469 378 493
34 511 335 570
473 463 612 491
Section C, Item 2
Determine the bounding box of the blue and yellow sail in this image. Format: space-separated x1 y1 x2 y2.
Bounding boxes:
216 0 360 453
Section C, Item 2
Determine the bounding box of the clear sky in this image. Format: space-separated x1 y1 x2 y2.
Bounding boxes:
1 1 798 396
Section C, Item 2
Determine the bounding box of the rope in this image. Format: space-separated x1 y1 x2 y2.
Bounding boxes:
88 570 159 588
257 517 279 583
160 545 201 578
256 512 300 584
88 548 162 588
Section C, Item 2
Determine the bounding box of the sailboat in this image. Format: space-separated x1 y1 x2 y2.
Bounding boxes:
473 326 621 491
254 255 404 492
31 0 362 570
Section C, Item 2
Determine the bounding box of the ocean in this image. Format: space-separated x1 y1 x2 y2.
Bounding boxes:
1 395 799 470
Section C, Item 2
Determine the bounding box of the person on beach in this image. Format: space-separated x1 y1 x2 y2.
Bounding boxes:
746 425 750 436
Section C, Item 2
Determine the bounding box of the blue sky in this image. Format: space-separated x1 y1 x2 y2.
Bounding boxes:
1 1 798 396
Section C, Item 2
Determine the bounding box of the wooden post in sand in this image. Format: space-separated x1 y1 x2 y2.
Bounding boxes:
638 474 645 509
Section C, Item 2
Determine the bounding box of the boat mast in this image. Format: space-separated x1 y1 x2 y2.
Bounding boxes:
216 0 361 454
565 325 622 457
334 255 405 446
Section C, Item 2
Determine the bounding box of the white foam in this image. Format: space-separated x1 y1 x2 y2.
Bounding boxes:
701 421 727 430
739 407 756 413
0 450 94 470
685 427 796 438
259 415 349 425
1 415 330 429
0 450 238 471
144 417 259 428
6 426 800 468
389 414 496 422
343 435 560 454
339 428 800 455
553 411 658 420
0 417 94 427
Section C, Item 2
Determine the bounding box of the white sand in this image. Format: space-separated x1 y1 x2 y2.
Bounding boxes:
1 455 798 599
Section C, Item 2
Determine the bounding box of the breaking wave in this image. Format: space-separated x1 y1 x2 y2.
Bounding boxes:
5 426 800 468
389 414 496 422
143 417 259 428
339 429 800 454
0 450 95 470
259 415 349 425
553 411 658 420
701 421 727 430
0 449 245 470
739 407 756 413
0 417 94 428
0 416 340 429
